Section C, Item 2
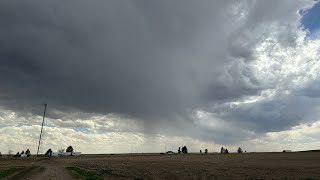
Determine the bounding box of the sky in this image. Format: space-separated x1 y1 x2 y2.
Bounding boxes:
1 0 320 154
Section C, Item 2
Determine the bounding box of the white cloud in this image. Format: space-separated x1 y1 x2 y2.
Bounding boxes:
246 120 320 152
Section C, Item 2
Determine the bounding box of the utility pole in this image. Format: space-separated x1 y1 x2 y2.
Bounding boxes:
37 104 47 156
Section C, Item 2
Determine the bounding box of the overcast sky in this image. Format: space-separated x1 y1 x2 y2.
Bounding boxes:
1 0 320 154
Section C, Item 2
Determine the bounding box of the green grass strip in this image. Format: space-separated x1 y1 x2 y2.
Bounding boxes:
0 166 25 178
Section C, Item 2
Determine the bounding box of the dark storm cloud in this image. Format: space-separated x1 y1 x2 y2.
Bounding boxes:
0 0 318 141
0 0 242 117
215 95 320 133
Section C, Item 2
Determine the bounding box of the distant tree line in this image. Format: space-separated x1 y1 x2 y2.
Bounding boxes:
175 146 245 154
178 146 188 154
12 149 31 157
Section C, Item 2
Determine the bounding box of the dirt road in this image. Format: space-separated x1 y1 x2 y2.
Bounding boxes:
30 159 73 180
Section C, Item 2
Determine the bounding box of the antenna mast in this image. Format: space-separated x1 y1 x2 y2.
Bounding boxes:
37 104 47 156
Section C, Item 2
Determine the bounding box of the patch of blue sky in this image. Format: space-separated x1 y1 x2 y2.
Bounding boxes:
93 129 109 134
15 123 59 129
300 0 320 39
72 127 95 134
44 124 58 128
71 128 113 134
16 122 33 127
0 124 8 128
14 122 98 134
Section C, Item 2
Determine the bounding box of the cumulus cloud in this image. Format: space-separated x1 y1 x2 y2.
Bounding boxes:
1 0 320 152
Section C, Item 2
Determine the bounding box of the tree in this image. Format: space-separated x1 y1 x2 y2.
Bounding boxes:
66 146 73 152
8 150 13 156
237 147 243 153
58 148 65 154
26 149 31 157
182 146 188 154
13 152 20 157
45 149 52 157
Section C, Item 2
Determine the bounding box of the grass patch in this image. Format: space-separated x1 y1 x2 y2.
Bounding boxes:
66 167 103 180
0 166 25 178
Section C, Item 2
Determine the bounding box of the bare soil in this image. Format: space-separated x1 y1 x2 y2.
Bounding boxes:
1 152 320 179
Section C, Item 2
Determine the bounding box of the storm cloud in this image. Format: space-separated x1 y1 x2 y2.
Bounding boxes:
1 0 320 146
